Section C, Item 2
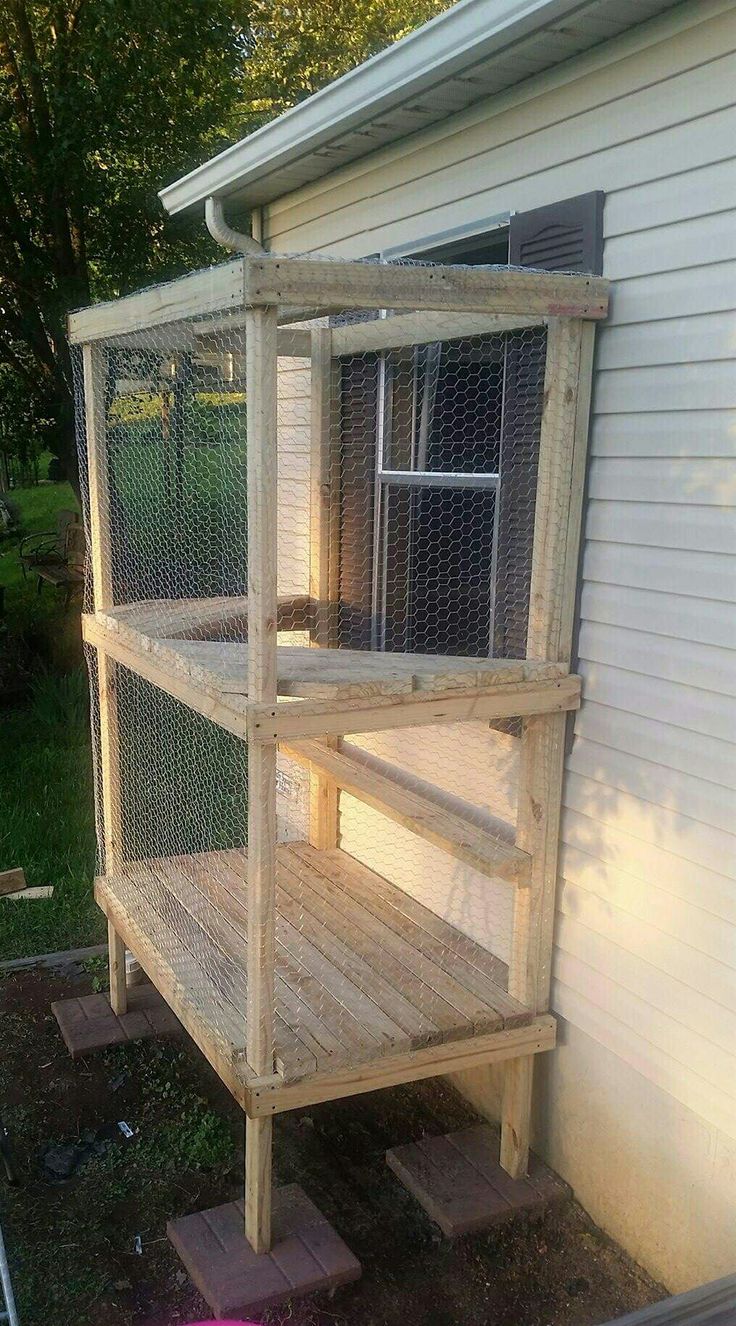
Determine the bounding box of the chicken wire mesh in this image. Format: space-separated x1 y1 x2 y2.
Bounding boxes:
74 258 553 1080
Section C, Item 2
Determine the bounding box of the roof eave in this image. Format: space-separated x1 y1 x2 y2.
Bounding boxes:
158 0 586 216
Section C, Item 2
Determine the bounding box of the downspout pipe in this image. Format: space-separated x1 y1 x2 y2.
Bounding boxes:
205 196 265 254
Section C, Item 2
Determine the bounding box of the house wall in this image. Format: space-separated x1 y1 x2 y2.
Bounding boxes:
267 0 736 1291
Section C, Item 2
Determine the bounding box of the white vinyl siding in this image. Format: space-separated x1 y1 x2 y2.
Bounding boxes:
265 0 736 1287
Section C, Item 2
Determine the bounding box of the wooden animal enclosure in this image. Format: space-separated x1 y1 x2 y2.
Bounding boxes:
69 252 608 1258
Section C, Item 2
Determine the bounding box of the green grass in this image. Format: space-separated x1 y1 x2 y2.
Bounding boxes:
0 473 99 959
0 399 248 960
0 668 100 960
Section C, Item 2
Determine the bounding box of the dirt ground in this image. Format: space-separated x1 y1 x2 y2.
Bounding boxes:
0 963 664 1326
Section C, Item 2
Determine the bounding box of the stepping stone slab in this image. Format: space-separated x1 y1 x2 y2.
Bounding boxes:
52 986 180 1058
386 1121 570 1238
168 1184 360 1317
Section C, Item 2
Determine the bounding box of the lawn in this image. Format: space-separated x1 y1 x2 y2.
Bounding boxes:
0 472 82 653
0 406 247 961
0 473 101 960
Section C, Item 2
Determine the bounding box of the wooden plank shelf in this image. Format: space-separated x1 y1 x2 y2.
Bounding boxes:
82 602 577 740
95 841 534 1093
285 738 530 886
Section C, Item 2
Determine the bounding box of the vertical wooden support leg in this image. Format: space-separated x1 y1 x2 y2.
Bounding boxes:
245 1116 273 1256
309 737 340 849
84 344 128 1016
107 919 128 1016
245 305 279 1255
501 317 590 1178
500 1055 534 1178
308 327 340 852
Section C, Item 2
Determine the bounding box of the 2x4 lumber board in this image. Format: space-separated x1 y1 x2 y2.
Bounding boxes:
286 739 530 885
309 326 335 649
83 345 113 612
107 920 128 1016
0 868 26 897
82 614 247 739
84 343 127 1011
243 255 609 319
308 736 340 851
499 319 593 1177
245 1116 273 1256
499 1054 534 1179
510 711 567 1014
559 320 597 660
527 317 585 663
250 675 581 740
245 1017 556 1116
246 303 279 1254
331 311 543 356
246 304 279 1085
68 259 243 344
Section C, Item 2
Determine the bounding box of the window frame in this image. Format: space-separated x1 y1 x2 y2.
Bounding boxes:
369 221 512 655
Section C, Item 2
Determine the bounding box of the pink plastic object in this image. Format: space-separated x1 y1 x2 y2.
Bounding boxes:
183 1320 260 1325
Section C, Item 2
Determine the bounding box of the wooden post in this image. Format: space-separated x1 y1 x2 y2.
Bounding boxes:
83 344 128 1016
245 304 279 1254
501 317 592 1178
308 326 340 852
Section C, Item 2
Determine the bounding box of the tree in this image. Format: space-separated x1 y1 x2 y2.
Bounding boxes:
0 0 247 491
0 0 453 492
237 0 451 127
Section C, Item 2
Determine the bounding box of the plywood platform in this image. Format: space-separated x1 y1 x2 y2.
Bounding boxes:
95 842 534 1093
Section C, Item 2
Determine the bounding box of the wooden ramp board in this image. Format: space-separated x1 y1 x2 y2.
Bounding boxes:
94 842 532 1088
386 1122 570 1238
285 738 530 885
168 1184 360 1316
52 986 180 1058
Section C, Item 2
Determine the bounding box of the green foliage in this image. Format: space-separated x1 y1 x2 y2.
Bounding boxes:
0 0 247 482
238 0 451 125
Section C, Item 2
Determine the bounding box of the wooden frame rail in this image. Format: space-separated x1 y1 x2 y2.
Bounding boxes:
68 254 609 344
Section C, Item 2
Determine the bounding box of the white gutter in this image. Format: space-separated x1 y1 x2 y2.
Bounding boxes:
158 0 599 216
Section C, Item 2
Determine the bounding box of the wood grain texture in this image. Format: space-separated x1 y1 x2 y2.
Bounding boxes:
245 305 279 1253
243 254 609 318
93 842 538 1092
286 738 530 884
